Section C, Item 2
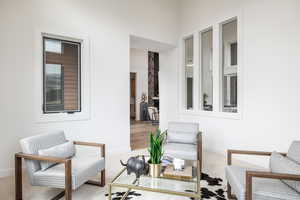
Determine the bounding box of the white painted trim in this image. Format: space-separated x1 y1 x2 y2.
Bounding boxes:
193 33 200 112
212 23 221 113
179 110 242 120
178 12 244 120
33 28 91 123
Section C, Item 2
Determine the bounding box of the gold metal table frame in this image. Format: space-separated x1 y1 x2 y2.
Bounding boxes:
108 160 201 200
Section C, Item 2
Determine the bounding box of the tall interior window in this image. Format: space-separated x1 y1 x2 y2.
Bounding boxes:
221 19 238 113
185 36 194 110
43 37 81 113
200 29 213 111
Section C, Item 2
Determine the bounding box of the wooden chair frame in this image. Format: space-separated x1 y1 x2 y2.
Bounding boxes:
15 141 105 200
197 132 203 174
227 149 300 200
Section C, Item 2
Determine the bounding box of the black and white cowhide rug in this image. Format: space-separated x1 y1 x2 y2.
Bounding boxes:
105 173 227 200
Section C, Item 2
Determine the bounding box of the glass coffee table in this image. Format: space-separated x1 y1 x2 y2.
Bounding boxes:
108 159 201 200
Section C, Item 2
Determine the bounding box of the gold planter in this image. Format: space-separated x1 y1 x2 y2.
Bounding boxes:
149 163 161 178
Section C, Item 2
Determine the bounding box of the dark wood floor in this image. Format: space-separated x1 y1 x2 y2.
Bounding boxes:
130 120 158 150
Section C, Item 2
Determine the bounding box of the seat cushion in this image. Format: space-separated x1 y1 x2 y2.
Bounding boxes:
226 165 300 200
270 151 300 193
288 141 300 164
164 143 197 160
33 154 105 190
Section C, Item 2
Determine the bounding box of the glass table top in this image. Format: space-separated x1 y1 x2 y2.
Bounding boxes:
111 159 201 197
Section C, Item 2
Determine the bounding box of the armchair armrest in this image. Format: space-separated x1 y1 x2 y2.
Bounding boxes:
245 170 300 200
73 141 106 186
15 152 70 163
73 141 105 158
227 149 287 165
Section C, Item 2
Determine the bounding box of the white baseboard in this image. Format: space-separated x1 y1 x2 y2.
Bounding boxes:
0 166 27 178
0 168 15 178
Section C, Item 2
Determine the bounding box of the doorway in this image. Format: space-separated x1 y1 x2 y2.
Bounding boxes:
129 49 159 150
130 73 136 120
129 35 174 150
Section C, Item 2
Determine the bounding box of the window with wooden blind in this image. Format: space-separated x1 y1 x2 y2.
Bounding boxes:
43 37 81 113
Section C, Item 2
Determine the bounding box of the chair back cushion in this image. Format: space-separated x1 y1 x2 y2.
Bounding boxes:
270 151 300 192
288 141 300 164
20 131 67 180
167 122 199 144
38 141 76 171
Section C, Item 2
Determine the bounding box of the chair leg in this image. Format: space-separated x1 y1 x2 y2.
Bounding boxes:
50 191 65 200
85 169 105 187
197 150 202 178
227 183 237 199
199 158 202 177
15 155 22 200
100 169 106 187
65 160 72 200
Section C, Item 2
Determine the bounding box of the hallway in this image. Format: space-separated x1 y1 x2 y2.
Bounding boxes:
130 121 158 150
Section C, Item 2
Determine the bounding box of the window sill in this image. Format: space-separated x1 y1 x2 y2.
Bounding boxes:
36 111 90 123
179 109 242 120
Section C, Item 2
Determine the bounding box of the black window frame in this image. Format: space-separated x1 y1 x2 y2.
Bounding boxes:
42 36 82 114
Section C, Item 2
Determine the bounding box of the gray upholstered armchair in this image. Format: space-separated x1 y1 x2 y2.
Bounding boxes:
164 122 202 172
15 131 105 200
226 141 300 200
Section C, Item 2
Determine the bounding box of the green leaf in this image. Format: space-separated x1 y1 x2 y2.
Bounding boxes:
148 129 165 164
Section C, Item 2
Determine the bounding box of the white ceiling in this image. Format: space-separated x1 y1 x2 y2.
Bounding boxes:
130 35 176 53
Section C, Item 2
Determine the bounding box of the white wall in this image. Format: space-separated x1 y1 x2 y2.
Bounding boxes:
173 0 300 166
130 48 148 120
159 48 180 131
0 0 179 176
2 0 299 176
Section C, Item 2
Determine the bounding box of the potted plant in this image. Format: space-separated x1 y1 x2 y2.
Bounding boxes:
148 129 165 177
